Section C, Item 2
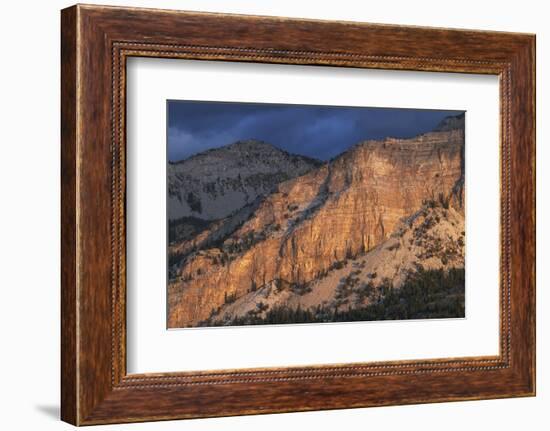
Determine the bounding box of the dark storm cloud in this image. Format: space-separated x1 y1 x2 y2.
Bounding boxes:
167 100 463 162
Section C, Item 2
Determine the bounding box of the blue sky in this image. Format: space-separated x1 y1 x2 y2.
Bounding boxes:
167 100 463 162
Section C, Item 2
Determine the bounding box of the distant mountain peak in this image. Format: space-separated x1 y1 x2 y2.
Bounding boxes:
434 112 465 132
168 140 321 221
171 139 322 165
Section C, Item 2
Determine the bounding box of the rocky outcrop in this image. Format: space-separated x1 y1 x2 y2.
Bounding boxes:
168 127 465 328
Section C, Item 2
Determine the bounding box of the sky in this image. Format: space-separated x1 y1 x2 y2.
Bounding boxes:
167 100 463 162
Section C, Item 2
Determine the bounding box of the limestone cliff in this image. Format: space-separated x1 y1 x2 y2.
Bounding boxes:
167 126 465 328
209 204 465 325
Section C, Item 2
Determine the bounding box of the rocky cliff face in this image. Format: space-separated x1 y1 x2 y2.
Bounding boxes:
210 204 465 325
167 125 465 328
168 139 321 221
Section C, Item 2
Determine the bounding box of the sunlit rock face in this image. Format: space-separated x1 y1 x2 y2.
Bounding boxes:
167 124 465 328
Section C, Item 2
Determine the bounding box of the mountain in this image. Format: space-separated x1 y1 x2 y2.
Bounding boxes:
167 123 465 328
434 112 465 132
168 139 322 221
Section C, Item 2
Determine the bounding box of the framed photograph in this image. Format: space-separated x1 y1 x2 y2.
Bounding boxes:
61 4 535 425
165 101 467 329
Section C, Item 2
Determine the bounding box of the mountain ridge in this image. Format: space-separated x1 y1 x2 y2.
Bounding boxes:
168 124 465 327
168 139 322 221
169 139 322 166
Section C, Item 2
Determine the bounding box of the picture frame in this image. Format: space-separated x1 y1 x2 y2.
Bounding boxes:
61 4 535 425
